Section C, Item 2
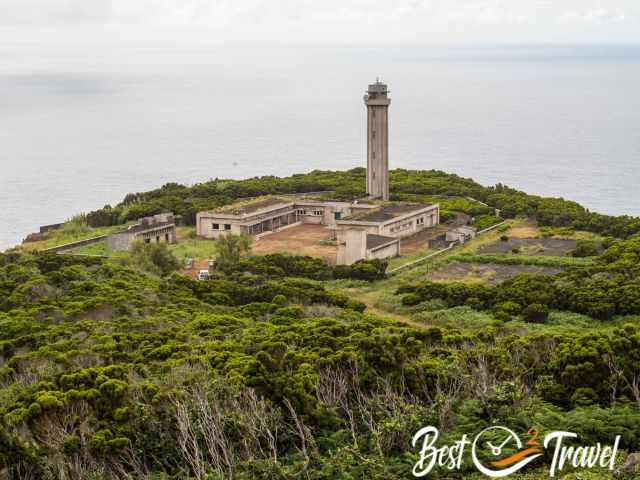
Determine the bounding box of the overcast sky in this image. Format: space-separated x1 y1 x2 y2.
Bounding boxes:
1 1 639 45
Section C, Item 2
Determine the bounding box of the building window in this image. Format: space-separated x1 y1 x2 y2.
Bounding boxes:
417 217 425 225
165 233 169 241
212 223 220 230
224 224 231 231
297 209 307 215
313 210 323 216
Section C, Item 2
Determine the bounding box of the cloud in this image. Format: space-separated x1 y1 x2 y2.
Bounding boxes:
0 0 639 43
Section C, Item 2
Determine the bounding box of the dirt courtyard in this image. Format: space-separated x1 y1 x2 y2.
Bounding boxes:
251 224 338 263
479 237 577 257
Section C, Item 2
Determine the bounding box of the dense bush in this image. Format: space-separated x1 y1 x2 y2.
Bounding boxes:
129 240 181 276
234 253 388 282
1 251 639 478
570 239 600 257
473 214 502 230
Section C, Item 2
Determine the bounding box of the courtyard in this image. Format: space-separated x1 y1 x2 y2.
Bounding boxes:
251 223 338 263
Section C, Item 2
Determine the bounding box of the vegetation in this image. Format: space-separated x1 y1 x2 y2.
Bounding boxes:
3 169 640 479
129 240 182 276
80 168 640 239
473 214 503 230
1 251 639 479
214 234 253 272
451 252 594 268
398 232 640 320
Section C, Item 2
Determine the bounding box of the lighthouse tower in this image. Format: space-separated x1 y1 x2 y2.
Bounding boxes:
364 79 390 201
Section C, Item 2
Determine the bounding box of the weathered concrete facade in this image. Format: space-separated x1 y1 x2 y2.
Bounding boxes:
107 213 177 251
197 198 439 266
336 229 400 265
197 198 298 239
196 198 379 240
365 80 390 201
446 225 477 244
336 203 439 239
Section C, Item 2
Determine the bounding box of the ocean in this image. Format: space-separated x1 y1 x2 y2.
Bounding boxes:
1 44 639 250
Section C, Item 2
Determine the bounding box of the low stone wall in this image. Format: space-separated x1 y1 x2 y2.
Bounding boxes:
42 235 107 253
39 223 64 234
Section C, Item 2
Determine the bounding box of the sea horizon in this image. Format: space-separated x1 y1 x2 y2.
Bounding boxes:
2 43 639 249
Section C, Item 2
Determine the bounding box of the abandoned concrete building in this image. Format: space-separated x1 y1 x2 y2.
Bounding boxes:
446 225 477 244
195 80 441 264
337 229 400 266
335 203 439 238
196 197 380 239
107 213 177 251
196 196 439 264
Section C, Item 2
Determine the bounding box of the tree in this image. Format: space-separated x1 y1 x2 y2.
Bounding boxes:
130 241 181 276
215 234 252 272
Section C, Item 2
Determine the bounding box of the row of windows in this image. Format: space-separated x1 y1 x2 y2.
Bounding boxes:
212 223 232 231
389 216 431 233
296 209 323 216
389 222 412 233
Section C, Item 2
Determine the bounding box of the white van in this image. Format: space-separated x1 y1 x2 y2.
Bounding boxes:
197 269 210 281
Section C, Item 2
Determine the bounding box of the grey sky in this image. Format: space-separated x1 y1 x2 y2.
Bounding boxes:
1 1 639 44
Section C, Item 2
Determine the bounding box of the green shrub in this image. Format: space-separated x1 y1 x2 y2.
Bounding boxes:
570 240 599 257
523 303 549 323
130 241 181 276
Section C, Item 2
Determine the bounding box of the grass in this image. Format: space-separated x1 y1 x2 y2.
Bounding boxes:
16 223 128 252
409 306 640 337
169 239 217 261
538 226 604 241
451 252 595 268
167 227 217 261
387 247 437 269
334 220 524 316
68 241 128 258
67 226 217 261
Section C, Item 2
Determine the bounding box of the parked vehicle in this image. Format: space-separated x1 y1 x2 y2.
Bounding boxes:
197 269 210 281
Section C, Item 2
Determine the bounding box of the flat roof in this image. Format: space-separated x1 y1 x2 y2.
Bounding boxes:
213 197 293 216
342 203 432 223
114 221 174 235
366 234 398 250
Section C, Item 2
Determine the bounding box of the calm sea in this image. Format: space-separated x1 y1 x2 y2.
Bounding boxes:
1 44 639 250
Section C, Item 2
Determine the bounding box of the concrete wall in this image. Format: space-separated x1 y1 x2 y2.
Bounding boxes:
108 225 177 251
300 214 323 225
380 208 440 239
107 232 134 251
44 234 107 253
367 242 400 261
337 229 368 265
197 216 242 239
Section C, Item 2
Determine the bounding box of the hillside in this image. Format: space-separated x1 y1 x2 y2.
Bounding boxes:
2 169 640 479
